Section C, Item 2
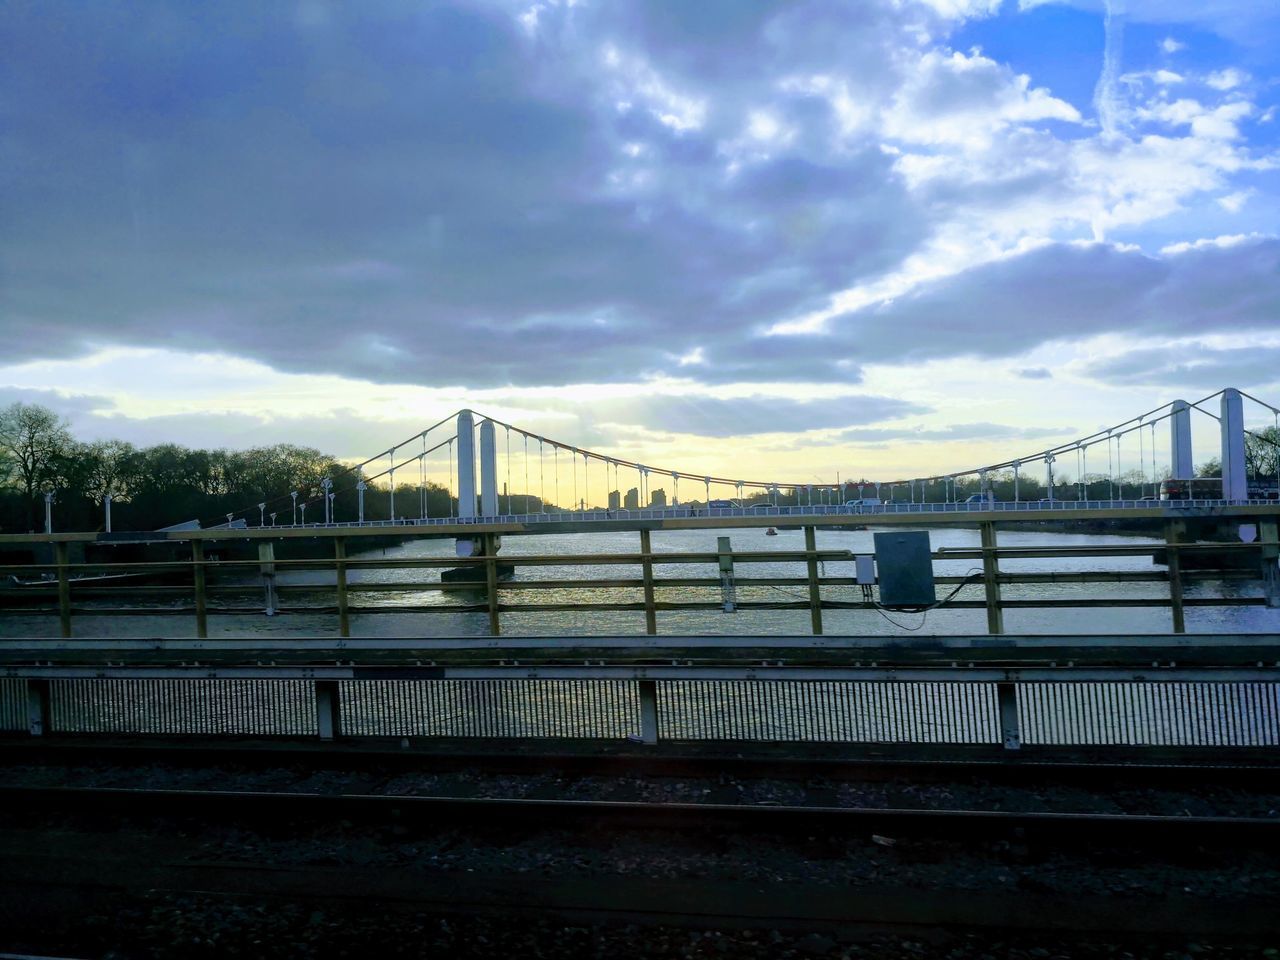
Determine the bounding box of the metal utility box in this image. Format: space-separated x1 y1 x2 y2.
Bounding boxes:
873 531 935 607
854 555 875 584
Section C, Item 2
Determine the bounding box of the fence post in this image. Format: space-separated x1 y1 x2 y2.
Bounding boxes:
804 525 823 635
54 542 71 639
1165 520 1186 633
717 536 736 612
334 537 350 637
980 522 1004 635
638 679 659 744
258 541 277 616
640 529 657 635
997 681 1020 751
483 532 500 636
315 680 341 740
27 679 51 737
1260 519 1279 609
191 540 208 639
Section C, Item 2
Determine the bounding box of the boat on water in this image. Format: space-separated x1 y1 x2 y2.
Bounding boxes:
765 527 778 536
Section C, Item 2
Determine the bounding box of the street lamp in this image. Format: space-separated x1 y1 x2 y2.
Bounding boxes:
270 512 277 526
320 478 333 524
258 503 266 526
300 502 307 525
291 491 298 525
357 481 367 523
43 490 55 535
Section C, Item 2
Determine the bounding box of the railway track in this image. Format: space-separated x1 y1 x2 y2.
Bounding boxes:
5 735 1279 788
3 782 1279 952
5 782 1280 845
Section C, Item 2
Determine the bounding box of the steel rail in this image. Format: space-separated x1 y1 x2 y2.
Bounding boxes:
4 784 1279 846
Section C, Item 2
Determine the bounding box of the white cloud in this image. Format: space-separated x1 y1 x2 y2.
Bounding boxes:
884 49 1081 146
1160 36 1187 53
1205 67 1248 91
1216 190 1253 212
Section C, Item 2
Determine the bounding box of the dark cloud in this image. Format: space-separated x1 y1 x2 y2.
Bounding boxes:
0 1 934 388
809 238 1280 366
485 392 927 439
0 387 114 420
835 422 1076 444
586 394 926 438
1082 344 1280 390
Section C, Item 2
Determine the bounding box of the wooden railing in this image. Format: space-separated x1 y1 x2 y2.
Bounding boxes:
2 518 1278 639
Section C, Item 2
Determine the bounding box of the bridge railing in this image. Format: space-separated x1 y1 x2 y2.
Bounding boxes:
212 498 1280 530
2 517 1278 641
4 635 1278 751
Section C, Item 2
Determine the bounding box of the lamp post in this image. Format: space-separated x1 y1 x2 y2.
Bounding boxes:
300 502 307 525
43 491 54 535
270 512 277 526
328 492 335 524
320 478 333 524
258 503 266 526
291 491 298 525
357 481 367 523
104 494 112 533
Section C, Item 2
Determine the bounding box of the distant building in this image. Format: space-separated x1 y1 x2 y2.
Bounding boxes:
650 487 667 508
624 487 639 509
608 489 621 510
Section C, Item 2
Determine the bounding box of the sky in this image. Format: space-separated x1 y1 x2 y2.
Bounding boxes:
2 0 1279 491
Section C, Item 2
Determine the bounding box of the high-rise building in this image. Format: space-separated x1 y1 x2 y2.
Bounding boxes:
624 487 639 509
608 489 621 510
650 487 667 508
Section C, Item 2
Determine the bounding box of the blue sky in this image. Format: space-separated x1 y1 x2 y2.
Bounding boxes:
1 0 1277 485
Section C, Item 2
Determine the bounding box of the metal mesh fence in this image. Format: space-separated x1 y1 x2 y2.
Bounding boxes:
657 681 1000 743
0 678 25 731
1018 681 1280 746
0 677 1276 746
338 679 640 738
49 679 317 736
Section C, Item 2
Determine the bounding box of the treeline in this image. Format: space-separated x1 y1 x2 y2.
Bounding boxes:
0 402 460 533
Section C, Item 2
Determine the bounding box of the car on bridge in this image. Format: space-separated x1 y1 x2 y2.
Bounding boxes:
845 498 882 513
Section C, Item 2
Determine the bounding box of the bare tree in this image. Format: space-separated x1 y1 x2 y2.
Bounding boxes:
0 403 73 528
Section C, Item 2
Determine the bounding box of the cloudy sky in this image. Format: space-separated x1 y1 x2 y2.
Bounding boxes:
2 0 1278 489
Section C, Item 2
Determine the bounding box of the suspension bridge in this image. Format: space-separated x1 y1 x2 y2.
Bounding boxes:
160 387 1279 543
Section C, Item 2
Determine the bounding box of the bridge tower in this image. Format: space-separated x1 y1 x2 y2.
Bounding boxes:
1221 388 1247 501
457 411 477 520
479 419 499 515
1170 400 1194 479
